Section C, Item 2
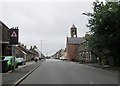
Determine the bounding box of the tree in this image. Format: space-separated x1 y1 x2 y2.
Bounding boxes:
84 1 120 66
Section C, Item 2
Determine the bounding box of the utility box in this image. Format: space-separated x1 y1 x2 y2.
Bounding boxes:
0 60 8 73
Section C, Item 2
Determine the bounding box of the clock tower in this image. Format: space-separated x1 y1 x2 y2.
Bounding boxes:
70 24 77 38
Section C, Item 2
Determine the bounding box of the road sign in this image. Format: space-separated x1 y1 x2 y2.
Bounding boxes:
10 29 19 45
11 31 17 37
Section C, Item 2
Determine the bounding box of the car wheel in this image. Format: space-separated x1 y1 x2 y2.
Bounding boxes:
15 64 18 68
8 65 11 71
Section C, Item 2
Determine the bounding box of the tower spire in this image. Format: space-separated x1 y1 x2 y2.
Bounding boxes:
70 24 77 38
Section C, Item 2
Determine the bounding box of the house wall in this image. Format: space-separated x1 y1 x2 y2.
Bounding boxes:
2 44 11 56
15 47 27 61
78 41 93 63
79 43 85 61
2 23 10 43
1 21 11 56
67 44 79 61
0 44 1 56
63 51 67 58
27 54 31 61
15 47 24 58
27 53 35 61
0 22 2 56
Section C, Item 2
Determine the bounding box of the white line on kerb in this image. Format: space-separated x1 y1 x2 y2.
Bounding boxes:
13 63 41 86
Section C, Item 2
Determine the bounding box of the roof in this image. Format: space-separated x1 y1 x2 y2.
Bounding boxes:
17 45 35 54
0 20 9 29
67 37 85 45
71 24 77 29
16 47 27 55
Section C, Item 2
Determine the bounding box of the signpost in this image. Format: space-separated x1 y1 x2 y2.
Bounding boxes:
10 27 19 71
10 28 19 45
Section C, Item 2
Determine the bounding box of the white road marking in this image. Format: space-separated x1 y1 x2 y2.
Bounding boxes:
46 59 61 61
70 70 76 74
13 62 41 86
89 81 94 84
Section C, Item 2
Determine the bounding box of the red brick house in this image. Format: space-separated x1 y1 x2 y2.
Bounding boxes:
66 24 84 61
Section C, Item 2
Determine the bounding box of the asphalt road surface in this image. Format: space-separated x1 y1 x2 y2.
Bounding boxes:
19 59 118 84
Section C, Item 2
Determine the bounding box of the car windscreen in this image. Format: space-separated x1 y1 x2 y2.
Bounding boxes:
4 57 11 60
17 58 24 61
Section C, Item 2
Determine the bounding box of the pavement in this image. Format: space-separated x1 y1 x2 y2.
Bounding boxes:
83 63 120 73
84 63 120 85
56 59 120 73
2 60 44 86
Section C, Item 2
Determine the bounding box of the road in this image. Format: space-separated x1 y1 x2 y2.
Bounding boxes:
19 59 118 84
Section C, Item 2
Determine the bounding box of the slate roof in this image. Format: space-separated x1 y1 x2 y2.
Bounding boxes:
67 37 85 45
71 24 77 29
17 45 35 54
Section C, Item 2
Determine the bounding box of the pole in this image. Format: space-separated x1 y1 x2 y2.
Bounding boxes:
12 45 15 72
40 40 45 59
41 40 42 59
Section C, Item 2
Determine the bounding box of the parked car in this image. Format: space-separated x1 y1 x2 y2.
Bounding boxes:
55 57 59 59
0 56 18 71
16 58 26 65
34 57 39 62
60 56 67 61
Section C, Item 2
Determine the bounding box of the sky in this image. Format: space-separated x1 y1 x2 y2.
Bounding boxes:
0 0 94 56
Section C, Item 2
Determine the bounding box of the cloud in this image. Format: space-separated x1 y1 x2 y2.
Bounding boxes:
1 2 93 55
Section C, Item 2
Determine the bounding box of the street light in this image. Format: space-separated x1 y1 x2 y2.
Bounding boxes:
40 40 45 59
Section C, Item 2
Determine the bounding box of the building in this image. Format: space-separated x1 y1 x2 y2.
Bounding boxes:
15 43 37 61
0 21 11 56
63 48 67 58
30 47 39 59
53 49 64 59
15 43 27 61
66 24 84 61
78 33 98 63
78 38 91 62
0 21 2 56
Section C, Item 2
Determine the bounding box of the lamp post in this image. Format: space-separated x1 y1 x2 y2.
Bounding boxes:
41 40 42 59
40 40 45 59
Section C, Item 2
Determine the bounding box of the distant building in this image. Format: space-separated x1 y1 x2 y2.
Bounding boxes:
15 43 37 61
53 49 64 59
66 24 84 61
15 44 27 61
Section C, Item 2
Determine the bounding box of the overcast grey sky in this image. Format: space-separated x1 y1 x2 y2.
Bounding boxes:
1 1 93 56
